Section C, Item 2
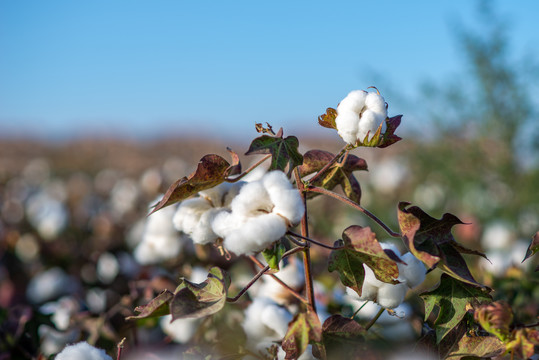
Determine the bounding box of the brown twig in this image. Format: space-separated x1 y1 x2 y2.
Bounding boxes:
365 307 385 330
306 145 349 185
287 231 345 250
116 338 126 360
307 185 401 238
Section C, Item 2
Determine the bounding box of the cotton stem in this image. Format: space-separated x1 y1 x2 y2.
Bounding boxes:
365 307 385 331
294 167 317 314
287 231 345 250
306 145 350 186
307 186 401 238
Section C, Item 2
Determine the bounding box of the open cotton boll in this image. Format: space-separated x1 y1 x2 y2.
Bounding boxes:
189 208 223 245
377 282 408 309
357 110 380 142
55 341 113 360
217 213 288 255
337 90 367 113
243 297 293 346
335 110 360 145
198 181 245 208
172 198 212 234
230 181 273 216
398 252 427 289
365 92 387 115
160 314 200 344
263 172 304 224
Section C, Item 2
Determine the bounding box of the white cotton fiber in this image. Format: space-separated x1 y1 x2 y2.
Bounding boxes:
337 90 367 113
260 302 294 338
160 314 200 344
190 208 222 244
55 341 113 360
243 297 293 345
172 198 212 234
269 188 304 225
357 110 379 142
379 242 402 258
230 181 272 216
398 252 426 289
376 283 408 309
256 260 305 304
359 280 379 301
335 110 360 145
221 213 287 255
365 92 387 115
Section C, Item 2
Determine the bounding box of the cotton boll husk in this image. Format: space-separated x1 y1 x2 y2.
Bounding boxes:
357 110 380 142
337 90 367 113
55 341 113 360
190 208 222 244
365 92 387 115
398 252 426 288
376 283 407 309
160 314 200 344
221 213 287 255
335 110 360 144
172 197 212 234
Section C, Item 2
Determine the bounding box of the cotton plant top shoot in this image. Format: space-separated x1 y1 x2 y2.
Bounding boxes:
127 88 538 360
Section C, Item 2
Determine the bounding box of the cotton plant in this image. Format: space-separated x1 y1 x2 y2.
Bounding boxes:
126 89 530 360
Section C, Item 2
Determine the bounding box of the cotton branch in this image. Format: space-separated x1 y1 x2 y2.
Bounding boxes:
307 185 401 238
225 154 271 183
287 231 345 250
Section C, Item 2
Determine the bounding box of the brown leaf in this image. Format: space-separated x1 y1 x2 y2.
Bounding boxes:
282 309 322 360
318 107 338 130
150 154 232 215
522 231 539 263
126 290 174 320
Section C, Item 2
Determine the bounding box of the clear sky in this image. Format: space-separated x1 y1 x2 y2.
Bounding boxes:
1 0 538 140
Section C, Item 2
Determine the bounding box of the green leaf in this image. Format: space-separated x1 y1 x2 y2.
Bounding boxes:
245 128 303 176
398 202 488 287
262 241 287 271
299 150 367 204
150 154 234 215
126 290 174 320
170 267 230 320
522 231 539 263
328 226 400 297
318 107 338 130
282 309 322 360
420 274 491 343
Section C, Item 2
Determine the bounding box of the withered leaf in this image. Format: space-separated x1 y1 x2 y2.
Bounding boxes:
522 231 539 264
299 150 367 204
150 154 234 215
398 202 488 287
318 107 338 130
126 290 174 320
328 226 400 298
282 309 322 360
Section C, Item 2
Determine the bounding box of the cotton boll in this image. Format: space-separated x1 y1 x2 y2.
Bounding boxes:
190 208 222 245
268 187 304 225
96 252 119 284
336 110 360 145
365 92 387 116
230 181 273 216
357 110 380 142
133 233 183 265
172 198 212 234
481 222 514 251
260 302 294 338
377 283 407 309
221 213 287 255
363 264 386 288
398 252 426 289
379 242 402 257
27 267 78 304
337 90 367 113
160 314 200 343
55 341 113 360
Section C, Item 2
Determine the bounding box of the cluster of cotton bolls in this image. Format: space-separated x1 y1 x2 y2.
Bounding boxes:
170 170 305 256
349 243 426 309
335 89 388 145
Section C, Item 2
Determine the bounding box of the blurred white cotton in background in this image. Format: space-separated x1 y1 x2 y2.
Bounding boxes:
26 267 78 304
97 252 120 284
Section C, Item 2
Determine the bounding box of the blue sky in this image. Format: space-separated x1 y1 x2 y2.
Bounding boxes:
1 0 538 140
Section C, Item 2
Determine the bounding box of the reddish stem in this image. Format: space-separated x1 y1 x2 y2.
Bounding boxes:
306 145 349 186
307 185 401 238
287 231 345 250
226 154 271 183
